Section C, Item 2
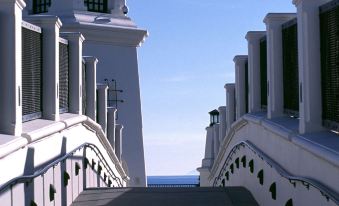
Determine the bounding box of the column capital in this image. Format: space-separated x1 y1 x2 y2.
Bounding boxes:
83 56 99 64
224 83 235 90
24 15 62 29
263 13 296 25
233 55 248 64
108 107 117 113
97 83 108 90
218 106 226 112
60 32 85 43
245 31 266 41
116 124 124 130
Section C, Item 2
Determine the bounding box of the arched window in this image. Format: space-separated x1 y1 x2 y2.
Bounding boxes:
84 0 108 13
33 0 51 14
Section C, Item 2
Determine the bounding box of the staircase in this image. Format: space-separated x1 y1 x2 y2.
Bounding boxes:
71 187 258 206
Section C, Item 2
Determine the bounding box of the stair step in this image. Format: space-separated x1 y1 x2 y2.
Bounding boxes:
71 187 258 206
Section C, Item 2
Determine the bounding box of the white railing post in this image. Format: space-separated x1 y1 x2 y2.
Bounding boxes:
97 84 108 134
264 13 296 119
60 32 85 115
0 0 26 135
225 83 236 131
292 0 329 133
218 106 227 142
246 31 266 113
83 56 98 120
25 15 63 121
107 107 117 150
115 124 123 162
234 55 248 120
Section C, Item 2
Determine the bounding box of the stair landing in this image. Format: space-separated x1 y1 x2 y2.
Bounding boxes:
71 187 258 206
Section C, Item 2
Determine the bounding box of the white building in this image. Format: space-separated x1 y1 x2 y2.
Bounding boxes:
0 0 147 205
198 0 339 205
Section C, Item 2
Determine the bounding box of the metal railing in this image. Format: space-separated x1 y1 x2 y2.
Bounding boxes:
213 140 339 205
0 142 123 194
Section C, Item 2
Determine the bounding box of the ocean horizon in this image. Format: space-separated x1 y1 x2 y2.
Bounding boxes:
147 175 199 185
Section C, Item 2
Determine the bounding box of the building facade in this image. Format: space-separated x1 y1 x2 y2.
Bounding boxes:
198 0 339 205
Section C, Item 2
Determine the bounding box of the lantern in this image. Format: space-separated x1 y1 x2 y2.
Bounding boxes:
209 109 219 126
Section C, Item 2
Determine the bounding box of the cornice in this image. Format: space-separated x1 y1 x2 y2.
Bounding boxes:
83 56 99 64
62 22 148 47
233 55 248 63
24 15 63 29
245 31 266 41
224 83 235 89
263 13 296 24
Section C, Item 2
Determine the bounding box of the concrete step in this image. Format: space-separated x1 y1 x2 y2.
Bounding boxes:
71 187 258 206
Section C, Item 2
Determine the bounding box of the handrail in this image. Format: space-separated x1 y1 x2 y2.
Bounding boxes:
0 142 123 194
213 140 339 205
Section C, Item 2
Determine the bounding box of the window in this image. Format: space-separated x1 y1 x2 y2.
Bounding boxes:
33 0 51 14
282 18 299 116
84 0 108 13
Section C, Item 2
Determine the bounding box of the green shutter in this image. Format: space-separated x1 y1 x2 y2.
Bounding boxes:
22 27 43 122
320 0 339 131
260 36 268 109
282 18 299 116
59 42 69 113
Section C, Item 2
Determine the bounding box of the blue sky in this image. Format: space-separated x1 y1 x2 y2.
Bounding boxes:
127 0 295 175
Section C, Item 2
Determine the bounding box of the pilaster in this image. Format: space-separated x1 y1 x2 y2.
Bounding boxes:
263 13 296 119
107 107 117 150
115 124 123 162
234 55 248 119
60 32 85 114
0 0 26 135
83 56 98 120
218 106 227 142
213 124 220 158
225 83 236 131
246 31 266 113
293 0 329 133
201 126 214 168
97 84 108 134
25 15 62 121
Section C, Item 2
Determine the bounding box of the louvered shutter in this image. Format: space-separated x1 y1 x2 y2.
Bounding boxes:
260 37 268 109
22 27 42 122
282 18 299 116
59 42 69 113
33 0 51 14
320 1 339 131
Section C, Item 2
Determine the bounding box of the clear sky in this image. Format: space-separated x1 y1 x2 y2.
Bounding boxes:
127 0 295 176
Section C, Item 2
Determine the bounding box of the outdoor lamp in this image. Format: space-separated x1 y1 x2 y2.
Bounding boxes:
209 109 220 126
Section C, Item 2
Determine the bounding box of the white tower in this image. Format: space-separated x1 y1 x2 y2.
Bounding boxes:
23 0 148 186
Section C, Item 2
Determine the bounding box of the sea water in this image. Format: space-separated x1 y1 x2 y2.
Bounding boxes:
147 175 199 186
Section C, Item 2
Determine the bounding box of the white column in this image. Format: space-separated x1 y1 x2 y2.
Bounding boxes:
26 16 63 121
213 124 220 158
246 31 266 113
107 107 117 150
60 32 85 114
293 0 329 133
0 0 26 135
201 126 214 168
225 84 236 130
115 124 123 162
234 55 248 119
218 106 227 142
97 84 108 134
264 13 296 119
83 56 98 120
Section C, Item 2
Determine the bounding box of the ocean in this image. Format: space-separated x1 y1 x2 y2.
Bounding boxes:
147 175 199 186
